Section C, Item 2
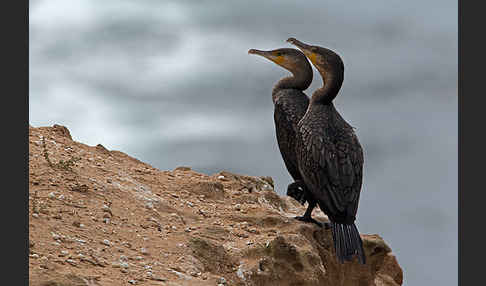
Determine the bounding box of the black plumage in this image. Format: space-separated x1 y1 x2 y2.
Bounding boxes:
274 89 309 192
288 38 366 264
248 48 318 216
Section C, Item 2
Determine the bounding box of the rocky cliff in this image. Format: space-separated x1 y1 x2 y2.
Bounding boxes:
28 125 403 286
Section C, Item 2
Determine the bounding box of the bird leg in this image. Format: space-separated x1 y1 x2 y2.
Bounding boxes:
294 200 326 227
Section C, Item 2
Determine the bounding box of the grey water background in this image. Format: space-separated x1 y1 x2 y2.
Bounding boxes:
29 0 457 284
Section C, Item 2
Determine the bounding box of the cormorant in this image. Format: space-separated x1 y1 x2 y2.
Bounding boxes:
287 38 366 264
248 48 320 225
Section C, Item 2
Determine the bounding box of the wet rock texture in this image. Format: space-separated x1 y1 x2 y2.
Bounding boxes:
29 125 402 286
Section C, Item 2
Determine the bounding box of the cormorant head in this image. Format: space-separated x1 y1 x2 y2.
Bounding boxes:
248 48 311 76
286 38 344 81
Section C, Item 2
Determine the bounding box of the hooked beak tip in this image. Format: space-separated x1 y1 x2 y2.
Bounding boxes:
248 49 268 57
287 37 309 48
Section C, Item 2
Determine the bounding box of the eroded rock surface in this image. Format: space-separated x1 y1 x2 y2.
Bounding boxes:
29 125 402 286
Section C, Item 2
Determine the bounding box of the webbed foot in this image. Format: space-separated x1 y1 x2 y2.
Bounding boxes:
287 181 307 205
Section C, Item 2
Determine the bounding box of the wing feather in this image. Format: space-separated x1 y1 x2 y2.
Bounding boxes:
299 118 363 218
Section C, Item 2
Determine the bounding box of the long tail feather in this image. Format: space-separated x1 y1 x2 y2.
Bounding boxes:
331 222 366 264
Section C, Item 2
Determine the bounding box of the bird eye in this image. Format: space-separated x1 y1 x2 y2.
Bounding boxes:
276 52 282 56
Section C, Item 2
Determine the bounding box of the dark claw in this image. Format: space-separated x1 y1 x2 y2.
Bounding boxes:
294 215 323 227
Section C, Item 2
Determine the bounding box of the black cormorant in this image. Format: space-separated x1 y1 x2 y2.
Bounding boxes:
287 38 366 264
248 48 321 225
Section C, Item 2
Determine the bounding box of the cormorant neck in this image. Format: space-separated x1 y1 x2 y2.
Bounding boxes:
272 68 312 102
311 71 343 105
